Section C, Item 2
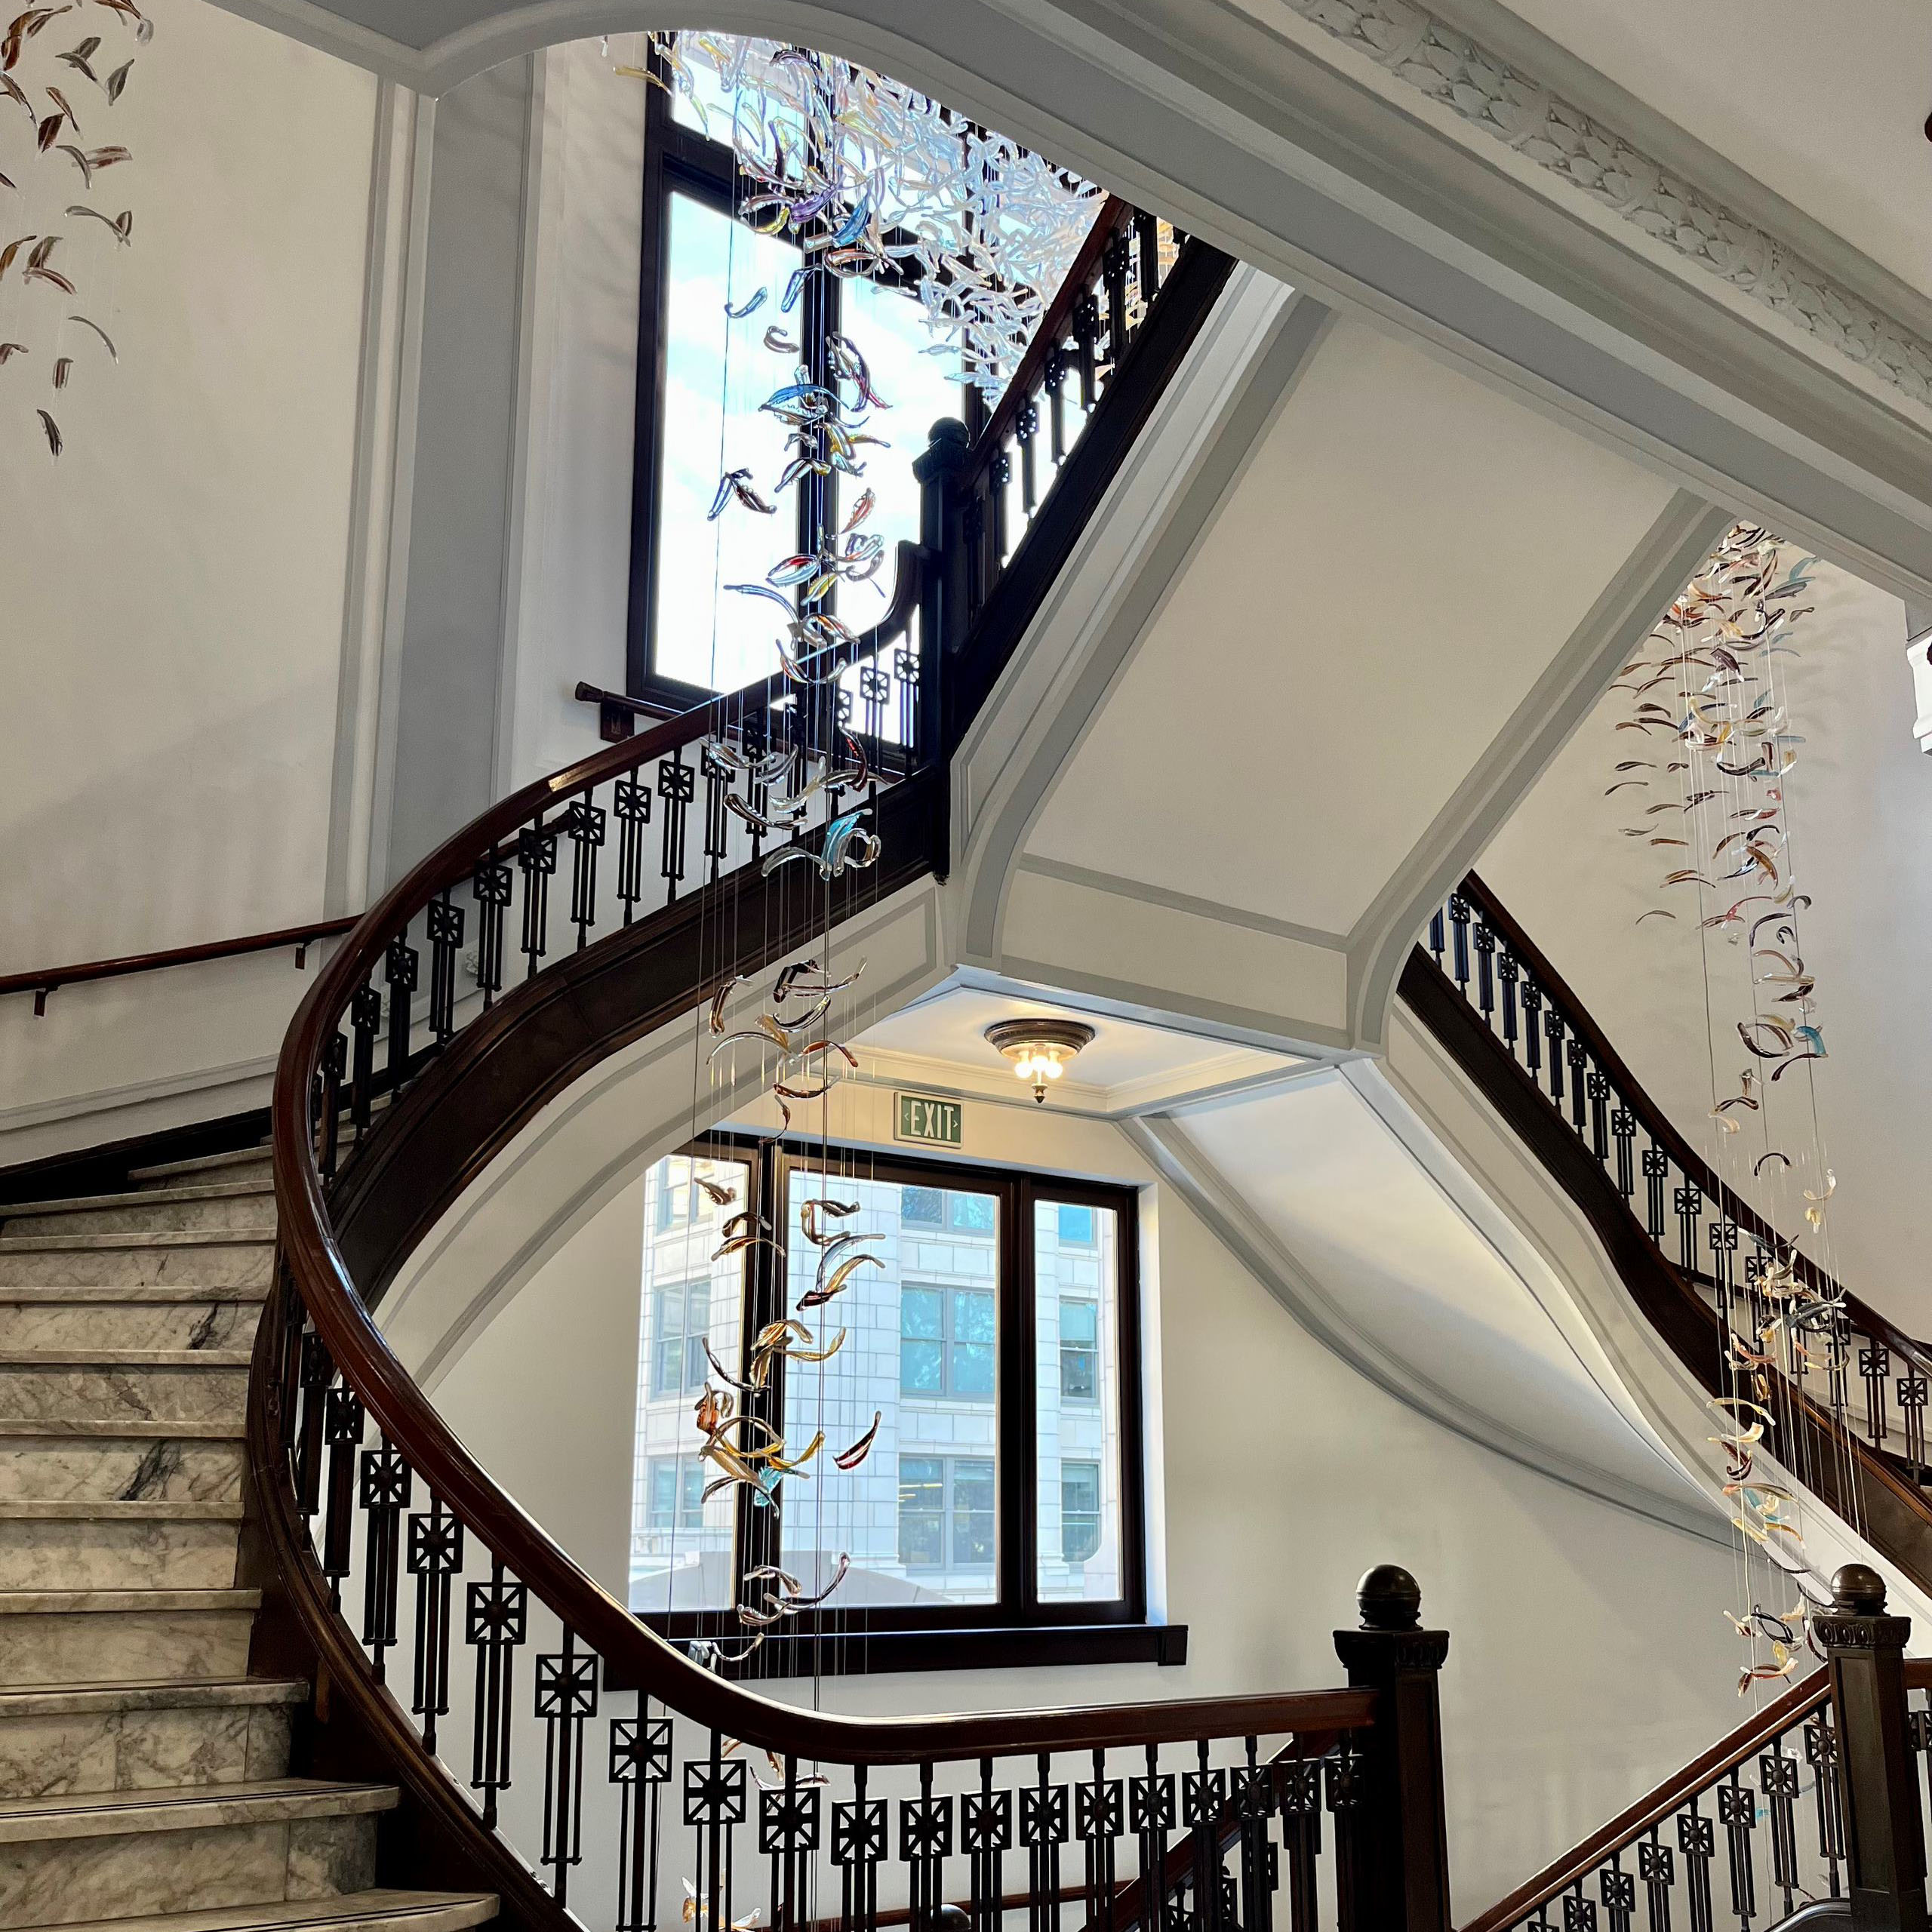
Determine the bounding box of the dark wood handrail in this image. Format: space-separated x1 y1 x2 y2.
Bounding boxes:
963 195 1131 487
1459 871 1932 1395
1 915 358 1014
1458 1669 1829 1932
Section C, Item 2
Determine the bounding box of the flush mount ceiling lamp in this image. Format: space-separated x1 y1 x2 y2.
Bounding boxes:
984 1018 1097 1103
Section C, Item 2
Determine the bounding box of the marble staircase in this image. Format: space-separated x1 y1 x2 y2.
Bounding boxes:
0 1142 497 1932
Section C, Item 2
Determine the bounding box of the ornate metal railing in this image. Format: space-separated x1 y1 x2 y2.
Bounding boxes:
248 188 1433 1932
1404 875 1932 1571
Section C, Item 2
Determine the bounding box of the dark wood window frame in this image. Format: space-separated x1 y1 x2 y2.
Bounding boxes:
626 42 971 715
638 1132 1180 1677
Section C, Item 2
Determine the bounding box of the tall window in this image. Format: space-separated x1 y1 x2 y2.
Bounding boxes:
629 46 967 705
627 1139 1143 1649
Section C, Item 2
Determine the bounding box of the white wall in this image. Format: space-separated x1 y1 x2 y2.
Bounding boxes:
427 1077 1742 1918
0 0 380 1158
1481 558 1932 1330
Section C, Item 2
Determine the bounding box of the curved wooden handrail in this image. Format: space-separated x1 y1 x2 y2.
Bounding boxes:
2 915 357 1013
1458 871 1932 1400
1457 1669 1829 1932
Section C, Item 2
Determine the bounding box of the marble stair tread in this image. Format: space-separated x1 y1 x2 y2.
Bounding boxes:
0 1418 244 1439
0 1679 306 1719
2 1183 273 1218
44 1890 497 1932
0 1287 271 1305
0 1777 398 1843
0 1500 244 1521
126 1150 274 1186
0 1586 262 1614
0 1234 272 1254
0 1348 254 1367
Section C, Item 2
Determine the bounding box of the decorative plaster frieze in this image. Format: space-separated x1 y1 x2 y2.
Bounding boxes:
1282 0 1932 413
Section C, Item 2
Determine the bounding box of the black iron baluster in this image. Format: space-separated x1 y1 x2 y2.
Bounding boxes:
1079 1752 1124 1932
1073 291 1100 409
1861 1342 1894 1446
1102 226 1131 383
1185 1743 1226 1932
426 893 463 1044
295 1331 331 1519
1131 1747 1176 1932
1016 401 1040 517
859 664 889 764
1472 920 1497 1022
565 796 606 949
658 749 697 903
1233 1738 1275 1932
989 451 1011 568
1599 1851 1635 1932
275 1289 305 1462
700 746 733 886
1901 1371 1928 1467
1498 949 1521 1049
517 823 558 981
1322 1744 1362 1932
965 1756 1011 1932
761 1755 820 1932
1611 1109 1636 1201
473 850 511 1008
614 778 651 925
1545 1010 1567 1108
384 934 418 1083
349 983 380 1137
1587 1070 1611 1161
895 647 921 766
687 1734 748 1932
1564 1881 1598 1929
408 1496 463 1755
358 1433 410 1683
1022 1753 1069 1932
1521 980 1545 1077
1709 1221 1739 1308
1674 1183 1704 1275
1566 1039 1588 1133
1275 1752 1321 1932
1427 907 1444 965
1044 347 1067 466
834 1764 888 1932
1642 1147 1669 1243
536 1628 598 1906
320 1383 362 1609
467 1558 528 1829
1758 1743 1799 1921
1804 1713 1844 1900
1716 1772 1755 1927
1447 894 1472 990
319 1032 346 1180
1134 209 1160 329
902 1761 953 1930
614 1710 672 1932
1677 1802 1715 1932
1638 1829 1673 1932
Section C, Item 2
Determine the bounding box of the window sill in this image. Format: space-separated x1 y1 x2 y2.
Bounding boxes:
645 1622 1188 1681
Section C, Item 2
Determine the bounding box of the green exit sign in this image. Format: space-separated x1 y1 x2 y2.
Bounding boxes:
895 1092 962 1148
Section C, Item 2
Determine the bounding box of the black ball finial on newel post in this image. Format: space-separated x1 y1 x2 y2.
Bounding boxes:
1356 1563 1424 1632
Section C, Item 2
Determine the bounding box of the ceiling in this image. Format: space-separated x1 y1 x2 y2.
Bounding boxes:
850 983 1306 1116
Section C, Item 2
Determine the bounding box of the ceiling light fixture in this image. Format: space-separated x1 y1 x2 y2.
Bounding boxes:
984 1018 1096 1103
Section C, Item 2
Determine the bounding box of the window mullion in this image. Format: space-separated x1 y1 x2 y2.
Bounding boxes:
1001 1174 1038 1622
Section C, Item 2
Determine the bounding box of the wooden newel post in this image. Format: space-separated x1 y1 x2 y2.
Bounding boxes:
1332 1564 1453 1932
1817 1564 1929 1932
912 417 970 757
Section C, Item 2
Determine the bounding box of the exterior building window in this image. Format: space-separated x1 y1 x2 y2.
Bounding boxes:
900 1284 996 1398
630 1141 1143 1644
1061 1463 1102 1563
651 1282 710 1397
1059 1300 1099 1401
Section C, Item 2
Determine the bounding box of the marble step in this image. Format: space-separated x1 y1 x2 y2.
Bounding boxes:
0 1287 268 1352
0 1349 252 1429
48 1890 497 1932
127 1149 275 1189
0 1587 260 1687
2 1184 277 1240
0 1502 244 1591
0 1428 246 1504
0 1233 274 1290
0 1777 396 1927
0 1679 306 1800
